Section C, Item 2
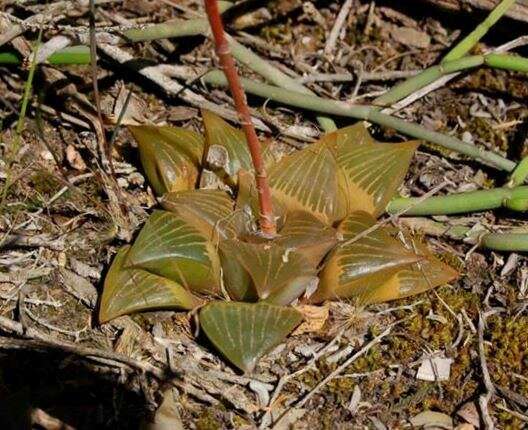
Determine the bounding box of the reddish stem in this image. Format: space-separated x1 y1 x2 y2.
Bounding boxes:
204 0 276 236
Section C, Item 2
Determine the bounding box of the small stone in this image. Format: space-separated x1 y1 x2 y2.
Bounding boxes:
57 252 67 267
416 355 453 381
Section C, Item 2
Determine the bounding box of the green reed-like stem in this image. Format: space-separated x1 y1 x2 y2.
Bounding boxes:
122 1 233 42
1 28 43 210
387 186 528 215
400 217 528 252
374 52 528 107
0 46 91 65
443 0 517 62
509 156 528 187
0 47 516 172
374 0 517 107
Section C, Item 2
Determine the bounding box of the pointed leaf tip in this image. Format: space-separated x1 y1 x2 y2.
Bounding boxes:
314 211 422 303
200 301 303 373
99 246 203 323
128 124 204 196
334 123 419 217
220 239 316 304
202 110 253 181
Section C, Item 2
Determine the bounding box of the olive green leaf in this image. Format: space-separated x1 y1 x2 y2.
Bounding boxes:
313 211 422 302
99 246 203 323
268 136 341 224
161 189 243 240
125 210 222 294
202 110 253 181
358 239 459 304
200 301 303 373
218 241 256 302
235 169 259 220
276 210 337 266
219 239 316 304
334 123 419 217
129 125 204 196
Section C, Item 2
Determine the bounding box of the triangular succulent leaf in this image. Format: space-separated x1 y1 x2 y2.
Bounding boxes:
99 246 203 323
200 301 303 373
125 210 222 294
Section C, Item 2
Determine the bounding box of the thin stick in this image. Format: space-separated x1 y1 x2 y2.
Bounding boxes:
204 0 276 236
477 313 496 429
271 325 392 428
89 0 112 174
324 0 354 57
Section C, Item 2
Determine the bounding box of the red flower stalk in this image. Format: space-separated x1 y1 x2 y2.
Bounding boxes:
203 0 276 236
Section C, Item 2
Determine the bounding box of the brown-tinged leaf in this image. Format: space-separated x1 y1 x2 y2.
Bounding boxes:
99 246 203 323
129 124 204 196
359 238 459 304
268 135 341 224
334 123 419 217
276 210 337 266
202 110 253 181
313 211 421 302
218 241 257 302
200 301 303 373
125 210 222 294
220 240 316 304
161 189 242 239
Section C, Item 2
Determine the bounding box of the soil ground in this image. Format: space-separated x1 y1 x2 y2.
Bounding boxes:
0 1 527 429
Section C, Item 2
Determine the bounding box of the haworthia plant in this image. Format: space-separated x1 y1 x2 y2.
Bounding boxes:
99 111 458 372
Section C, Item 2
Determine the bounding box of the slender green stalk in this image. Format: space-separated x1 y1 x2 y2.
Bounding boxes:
480 233 528 251
387 186 528 215
228 37 336 132
443 0 516 62
122 1 233 42
43 45 91 64
1 28 43 209
374 0 517 107
202 70 516 171
484 52 528 72
374 52 528 107
400 217 528 251
374 56 482 106
509 156 528 187
0 52 22 64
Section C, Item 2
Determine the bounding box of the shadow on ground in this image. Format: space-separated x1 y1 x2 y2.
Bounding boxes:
0 349 148 430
